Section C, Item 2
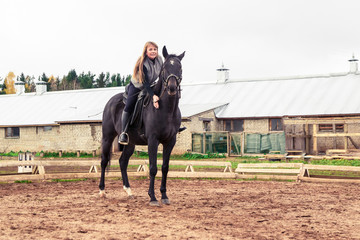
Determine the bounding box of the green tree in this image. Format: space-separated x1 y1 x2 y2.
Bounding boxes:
0 77 5 94
59 75 68 90
110 74 117 87
78 71 95 89
66 69 78 90
124 74 132 85
115 73 122 86
40 73 48 82
109 73 128 87
105 72 111 87
19 73 26 82
40 73 50 91
95 72 106 88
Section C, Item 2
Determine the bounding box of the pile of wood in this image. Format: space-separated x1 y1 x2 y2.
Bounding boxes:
322 149 360 160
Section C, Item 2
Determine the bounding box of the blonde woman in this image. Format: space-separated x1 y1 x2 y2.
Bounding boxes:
119 41 163 145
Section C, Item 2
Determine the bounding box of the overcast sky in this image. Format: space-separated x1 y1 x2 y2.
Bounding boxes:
2 0 360 84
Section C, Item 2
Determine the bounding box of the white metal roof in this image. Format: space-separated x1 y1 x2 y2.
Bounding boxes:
1 72 360 126
0 87 124 126
181 72 360 118
180 102 228 118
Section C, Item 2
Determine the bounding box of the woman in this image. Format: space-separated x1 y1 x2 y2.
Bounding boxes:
119 41 163 145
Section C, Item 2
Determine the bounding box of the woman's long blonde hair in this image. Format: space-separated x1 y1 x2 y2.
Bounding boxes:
132 41 159 84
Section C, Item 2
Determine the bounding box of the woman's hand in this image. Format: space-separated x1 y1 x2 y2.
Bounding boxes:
153 95 159 109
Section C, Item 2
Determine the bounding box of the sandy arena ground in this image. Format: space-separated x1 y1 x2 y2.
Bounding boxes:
0 178 360 240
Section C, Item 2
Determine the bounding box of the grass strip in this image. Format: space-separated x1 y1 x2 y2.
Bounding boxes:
51 178 88 182
14 180 32 183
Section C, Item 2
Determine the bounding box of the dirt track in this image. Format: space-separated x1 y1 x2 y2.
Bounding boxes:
1 178 360 240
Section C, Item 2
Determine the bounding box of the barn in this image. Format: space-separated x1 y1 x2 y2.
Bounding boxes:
178 57 360 156
1 57 360 156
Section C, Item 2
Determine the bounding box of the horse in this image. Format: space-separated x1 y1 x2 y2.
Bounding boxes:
99 46 185 206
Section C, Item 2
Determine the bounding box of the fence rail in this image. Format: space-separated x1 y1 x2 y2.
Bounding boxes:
2 159 360 183
0 159 235 182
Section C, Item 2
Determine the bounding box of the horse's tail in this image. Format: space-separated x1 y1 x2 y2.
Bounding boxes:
100 134 114 174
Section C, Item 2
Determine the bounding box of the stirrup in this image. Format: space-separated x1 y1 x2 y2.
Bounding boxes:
119 132 129 145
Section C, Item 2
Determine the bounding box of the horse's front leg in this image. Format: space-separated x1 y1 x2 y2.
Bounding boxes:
160 135 176 205
148 137 159 206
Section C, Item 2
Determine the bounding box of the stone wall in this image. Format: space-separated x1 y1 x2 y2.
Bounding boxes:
244 119 270 133
309 122 360 154
0 123 102 154
3 117 360 156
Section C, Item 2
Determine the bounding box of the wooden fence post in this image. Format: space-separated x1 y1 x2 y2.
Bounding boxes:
313 124 318 155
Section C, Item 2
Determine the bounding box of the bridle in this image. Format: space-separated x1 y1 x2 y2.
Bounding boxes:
159 57 182 98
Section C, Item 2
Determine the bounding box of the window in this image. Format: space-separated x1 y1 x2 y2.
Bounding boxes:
233 120 244 132
319 124 332 132
319 124 344 132
192 133 204 153
203 121 211 131
5 127 20 138
43 126 52 132
270 119 283 131
224 119 244 132
225 120 231 131
336 124 344 132
199 117 213 132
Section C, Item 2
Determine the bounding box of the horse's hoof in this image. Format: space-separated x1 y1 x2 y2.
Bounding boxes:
149 200 160 207
123 186 133 197
128 195 134 199
161 198 170 205
99 190 106 198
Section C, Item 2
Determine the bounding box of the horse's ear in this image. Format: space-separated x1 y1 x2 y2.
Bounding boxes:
162 46 168 59
178 51 185 61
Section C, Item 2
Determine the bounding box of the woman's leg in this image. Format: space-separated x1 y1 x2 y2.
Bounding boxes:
119 83 140 144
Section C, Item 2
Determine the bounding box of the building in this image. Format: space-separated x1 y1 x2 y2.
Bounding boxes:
0 80 120 155
1 57 360 156
178 56 360 156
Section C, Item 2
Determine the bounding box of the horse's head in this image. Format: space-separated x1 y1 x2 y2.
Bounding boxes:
160 46 185 96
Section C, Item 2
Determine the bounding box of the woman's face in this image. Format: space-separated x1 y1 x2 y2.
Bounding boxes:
146 44 158 60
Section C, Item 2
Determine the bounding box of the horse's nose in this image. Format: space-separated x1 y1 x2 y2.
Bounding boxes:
168 78 178 95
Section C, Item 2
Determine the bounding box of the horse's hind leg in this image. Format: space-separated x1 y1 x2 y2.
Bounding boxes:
99 137 113 197
160 136 176 205
119 143 135 198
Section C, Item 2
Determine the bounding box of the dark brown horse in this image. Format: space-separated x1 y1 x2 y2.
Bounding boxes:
99 46 185 206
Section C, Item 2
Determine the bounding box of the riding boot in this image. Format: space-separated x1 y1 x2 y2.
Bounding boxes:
178 126 187 133
119 111 131 145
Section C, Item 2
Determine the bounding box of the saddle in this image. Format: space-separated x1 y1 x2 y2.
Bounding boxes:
122 84 153 130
